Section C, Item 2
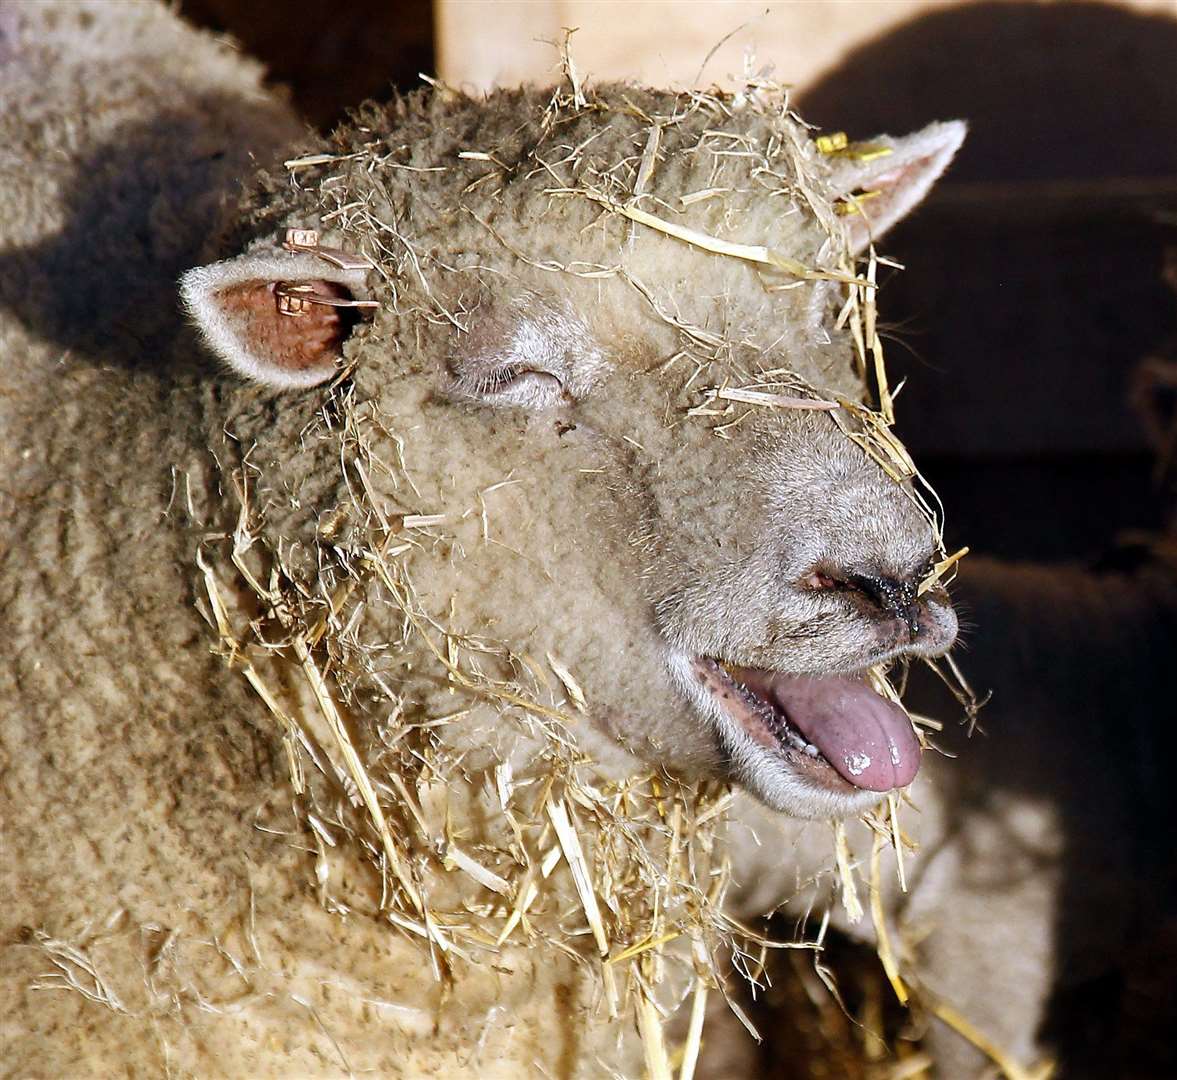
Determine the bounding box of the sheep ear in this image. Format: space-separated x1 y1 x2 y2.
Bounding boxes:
827 120 966 254
180 248 375 389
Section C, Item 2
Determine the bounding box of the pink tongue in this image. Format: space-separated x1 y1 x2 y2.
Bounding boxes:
768 674 921 791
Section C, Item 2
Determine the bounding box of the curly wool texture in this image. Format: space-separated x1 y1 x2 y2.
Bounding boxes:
202 81 872 568
1 3 964 1077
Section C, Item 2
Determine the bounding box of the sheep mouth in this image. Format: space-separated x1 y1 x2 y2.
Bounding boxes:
691 657 921 793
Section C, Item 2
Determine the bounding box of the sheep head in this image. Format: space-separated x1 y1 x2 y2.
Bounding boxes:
182 86 962 821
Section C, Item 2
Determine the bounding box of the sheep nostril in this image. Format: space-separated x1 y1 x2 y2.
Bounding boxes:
809 569 924 636
843 573 917 612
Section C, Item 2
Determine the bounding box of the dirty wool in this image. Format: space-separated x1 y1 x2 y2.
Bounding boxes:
0 4 972 1075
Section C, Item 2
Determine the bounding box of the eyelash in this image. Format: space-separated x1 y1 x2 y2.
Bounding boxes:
472 364 522 394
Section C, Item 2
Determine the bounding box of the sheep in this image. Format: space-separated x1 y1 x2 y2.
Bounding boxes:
0 2 968 1075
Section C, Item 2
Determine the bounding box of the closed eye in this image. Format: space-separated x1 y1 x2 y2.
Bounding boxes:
454 365 567 409
470 364 523 393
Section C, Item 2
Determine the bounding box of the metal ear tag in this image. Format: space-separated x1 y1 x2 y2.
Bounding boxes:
275 284 314 316
283 227 375 271
275 282 380 316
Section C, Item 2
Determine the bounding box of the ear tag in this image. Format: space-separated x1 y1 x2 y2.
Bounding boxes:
275 285 314 317
816 131 849 154
835 190 882 217
816 133 895 164
274 281 380 317
283 227 375 271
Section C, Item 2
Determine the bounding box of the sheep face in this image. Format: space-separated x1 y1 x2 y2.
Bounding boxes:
183 87 962 820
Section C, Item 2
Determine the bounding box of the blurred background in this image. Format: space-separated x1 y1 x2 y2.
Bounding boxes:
178 2 1177 1075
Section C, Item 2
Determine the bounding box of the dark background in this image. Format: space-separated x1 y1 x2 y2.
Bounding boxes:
798 0 1177 563
182 0 434 129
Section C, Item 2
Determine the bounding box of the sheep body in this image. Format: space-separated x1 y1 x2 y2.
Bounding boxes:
1 2 969 1075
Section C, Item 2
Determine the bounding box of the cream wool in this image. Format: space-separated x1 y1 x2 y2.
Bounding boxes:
0 2 973 1076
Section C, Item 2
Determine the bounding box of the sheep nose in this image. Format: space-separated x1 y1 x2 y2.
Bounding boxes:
845 572 922 640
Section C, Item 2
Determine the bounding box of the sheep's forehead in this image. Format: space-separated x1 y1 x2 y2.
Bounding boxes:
271 86 854 390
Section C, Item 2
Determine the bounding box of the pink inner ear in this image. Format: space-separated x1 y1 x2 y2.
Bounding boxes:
842 157 927 252
215 279 357 375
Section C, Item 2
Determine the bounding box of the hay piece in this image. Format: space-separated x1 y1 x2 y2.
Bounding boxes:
546 653 588 712
291 636 426 916
401 513 447 529
634 121 662 197
636 981 674 1080
547 797 610 958
929 999 1056 1080
869 831 908 1006
441 842 511 896
918 546 969 596
834 821 864 924
28 931 129 1014
678 187 729 207
712 386 840 411
676 938 712 1080
579 191 864 285
285 153 347 169
887 792 908 894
